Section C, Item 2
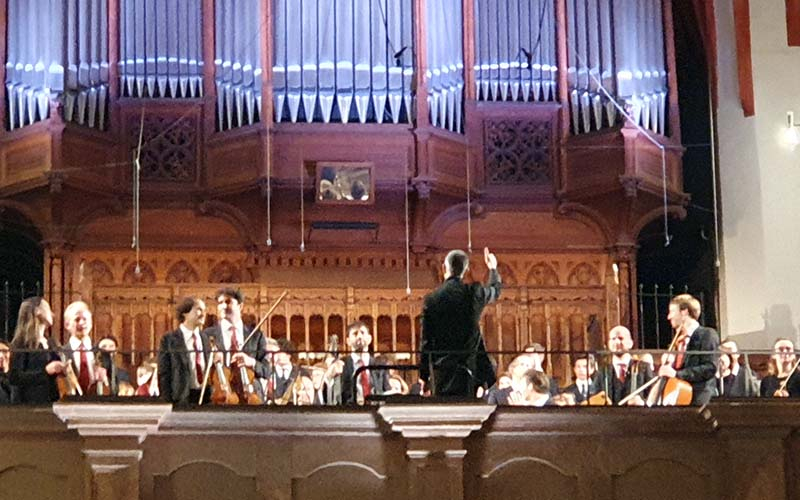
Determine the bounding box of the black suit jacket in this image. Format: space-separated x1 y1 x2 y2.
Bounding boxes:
340 355 391 405
420 270 501 397
561 380 599 404
595 358 654 405
158 328 212 405
9 346 60 404
675 326 720 405
203 324 270 400
720 363 760 398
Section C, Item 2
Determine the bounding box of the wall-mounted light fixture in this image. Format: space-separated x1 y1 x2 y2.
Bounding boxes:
786 111 800 148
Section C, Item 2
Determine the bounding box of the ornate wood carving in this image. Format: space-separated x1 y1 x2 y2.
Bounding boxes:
128 113 198 182
122 262 156 285
165 260 199 284
484 119 552 185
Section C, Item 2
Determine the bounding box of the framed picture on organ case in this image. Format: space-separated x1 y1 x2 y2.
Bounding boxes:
315 162 375 205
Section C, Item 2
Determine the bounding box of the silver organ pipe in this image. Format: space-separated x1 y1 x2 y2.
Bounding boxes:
474 0 558 103
273 0 414 124
567 0 667 135
119 0 203 99
426 0 464 133
215 0 263 131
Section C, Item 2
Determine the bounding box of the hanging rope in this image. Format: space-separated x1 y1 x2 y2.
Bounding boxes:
132 107 145 274
465 143 473 254
708 90 721 267
266 120 273 247
574 51 672 247
299 157 305 252
405 159 412 295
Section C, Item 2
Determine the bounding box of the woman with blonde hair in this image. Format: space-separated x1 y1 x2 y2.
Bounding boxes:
9 297 64 403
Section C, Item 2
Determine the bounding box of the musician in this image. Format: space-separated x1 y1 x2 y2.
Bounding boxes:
717 338 759 398
560 355 600 404
9 297 62 404
96 335 133 396
158 297 211 405
0 341 18 404
203 288 270 399
63 301 106 395
522 343 560 396
760 338 800 398
507 369 552 407
487 354 535 405
657 294 719 405
267 338 302 402
420 247 501 397
596 326 652 405
340 321 391 404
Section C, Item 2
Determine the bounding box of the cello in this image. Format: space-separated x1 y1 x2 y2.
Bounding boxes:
619 328 692 406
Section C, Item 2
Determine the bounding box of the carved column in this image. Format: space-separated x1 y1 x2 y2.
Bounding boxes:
53 403 172 500
611 245 637 339
43 240 69 341
378 404 495 500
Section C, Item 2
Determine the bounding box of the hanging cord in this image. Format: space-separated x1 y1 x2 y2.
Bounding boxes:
132 107 145 273
708 90 721 267
405 158 412 295
573 52 673 247
266 121 273 246
299 159 305 252
465 143 473 253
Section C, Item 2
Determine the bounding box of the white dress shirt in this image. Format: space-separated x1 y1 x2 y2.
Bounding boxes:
180 324 204 389
219 319 245 365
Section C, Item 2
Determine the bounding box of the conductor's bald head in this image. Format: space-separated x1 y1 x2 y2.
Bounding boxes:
443 250 469 279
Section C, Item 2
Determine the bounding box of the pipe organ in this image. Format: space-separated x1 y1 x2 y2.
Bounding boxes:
273 0 414 124
474 0 558 104
4 0 669 136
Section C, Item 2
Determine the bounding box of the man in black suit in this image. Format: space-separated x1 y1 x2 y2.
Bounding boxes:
595 326 653 405
560 355 600 404
717 338 760 398
420 247 501 397
340 321 391 404
657 294 720 406
202 288 271 401
158 297 211 405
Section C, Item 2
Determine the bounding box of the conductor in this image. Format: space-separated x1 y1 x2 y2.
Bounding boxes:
420 247 501 397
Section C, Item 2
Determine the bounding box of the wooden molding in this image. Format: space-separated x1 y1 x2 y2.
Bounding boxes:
733 0 755 116
788 0 800 46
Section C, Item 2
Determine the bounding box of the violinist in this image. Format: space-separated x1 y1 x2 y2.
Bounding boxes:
656 294 719 405
0 341 17 404
9 297 62 404
158 297 211 405
717 339 759 398
97 335 134 396
267 338 302 402
560 355 600 404
759 338 800 398
203 288 270 401
340 321 391 405
63 301 107 395
596 326 653 405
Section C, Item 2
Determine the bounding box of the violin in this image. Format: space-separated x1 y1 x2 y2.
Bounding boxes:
202 339 239 405
135 361 159 397
580 390 611 406
56 357 83 399
88 351 115 396
230 361 262 405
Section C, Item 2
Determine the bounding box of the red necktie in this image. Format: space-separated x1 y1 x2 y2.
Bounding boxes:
616 363 627 383
358 359 371 398
193 334 204 385
229 325 240 353
674 337 688 370
78 345 91 393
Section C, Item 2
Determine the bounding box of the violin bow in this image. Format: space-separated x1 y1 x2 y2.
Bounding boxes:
241 290 289 346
